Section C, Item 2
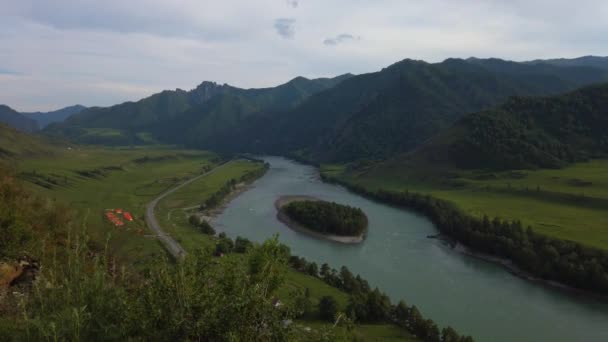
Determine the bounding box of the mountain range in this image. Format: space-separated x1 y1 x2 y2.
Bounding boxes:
0 104 86 132
31 55 608 165
47 75 352 145
22 105 87 129
525 55 608 70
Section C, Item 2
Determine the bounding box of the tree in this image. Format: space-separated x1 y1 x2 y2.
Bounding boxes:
394 300 409 326
365 288 391 322
234 236 253 253
248 235 289 294
188 214 199 227
199 220 215 235
292 287 312 318
320 263 330 279
215 238 233 256
318 296 338 322
441 326 461 342
339 266 357 292
306 262 319 277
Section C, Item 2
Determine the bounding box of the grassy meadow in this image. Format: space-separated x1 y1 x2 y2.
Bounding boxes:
15 146 218 264
13 147 416 340
155 159 266 252
326 159 608 251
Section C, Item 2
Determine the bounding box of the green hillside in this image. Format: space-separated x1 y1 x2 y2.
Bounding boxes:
0 105 38 132
0 123 54 160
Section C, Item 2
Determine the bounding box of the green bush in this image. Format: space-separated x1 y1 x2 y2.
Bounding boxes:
318 296 339 322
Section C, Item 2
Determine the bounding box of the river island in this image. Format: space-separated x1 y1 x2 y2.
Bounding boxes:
275 195 368 244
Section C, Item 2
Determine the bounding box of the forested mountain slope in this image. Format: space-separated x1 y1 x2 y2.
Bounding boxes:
47 75 352 145
263 58 608 163
379 83 608 171
44 57 608 163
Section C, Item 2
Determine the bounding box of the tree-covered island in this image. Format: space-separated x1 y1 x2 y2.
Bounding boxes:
275 196 368 243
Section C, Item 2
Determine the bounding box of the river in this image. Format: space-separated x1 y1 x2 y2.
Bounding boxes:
214 156 608 341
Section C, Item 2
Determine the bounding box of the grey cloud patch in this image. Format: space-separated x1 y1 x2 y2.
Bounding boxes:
323 34 360 46
274 18 296 39
6 1 242 42
286 0 298 8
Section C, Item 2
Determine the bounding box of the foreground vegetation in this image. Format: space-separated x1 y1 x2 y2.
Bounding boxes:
287 256 473 342
282 200 368 237
2 147 440 340
0 179 417 340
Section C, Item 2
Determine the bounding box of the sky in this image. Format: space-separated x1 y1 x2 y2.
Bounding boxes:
0 0 606 112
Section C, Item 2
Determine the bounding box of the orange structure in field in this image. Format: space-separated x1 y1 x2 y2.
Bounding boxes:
123 212 133 222
104 210 124 226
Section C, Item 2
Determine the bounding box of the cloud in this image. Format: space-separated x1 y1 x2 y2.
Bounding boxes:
274 18 296 39
2 1 266 41
323 33 360 46
1 0 608 111
0 68 21 75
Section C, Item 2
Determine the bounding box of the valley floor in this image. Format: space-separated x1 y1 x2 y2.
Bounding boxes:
323 159 608 251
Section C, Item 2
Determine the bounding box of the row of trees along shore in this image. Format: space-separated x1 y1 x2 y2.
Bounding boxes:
200 161 269 210
321 174 608 295
209 230 474 342
288 254 474 342
283 200 368 236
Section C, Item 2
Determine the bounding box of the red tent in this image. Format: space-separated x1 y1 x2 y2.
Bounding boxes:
123 212 133 222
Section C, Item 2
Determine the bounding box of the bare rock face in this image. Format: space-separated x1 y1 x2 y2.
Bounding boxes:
0 257 40 290
0 263 22 288
190 81 234 104
11 257 40 288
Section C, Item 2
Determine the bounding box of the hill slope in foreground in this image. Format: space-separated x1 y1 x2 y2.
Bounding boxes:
0 123 55 160
1 141 435 341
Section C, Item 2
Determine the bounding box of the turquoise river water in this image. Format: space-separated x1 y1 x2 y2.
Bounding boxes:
214 157 608 341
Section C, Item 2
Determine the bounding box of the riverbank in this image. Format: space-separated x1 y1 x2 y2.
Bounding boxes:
191 160 270 224
451 241 608 301
275 195 365 244
197 182 255 223
321 172 608 297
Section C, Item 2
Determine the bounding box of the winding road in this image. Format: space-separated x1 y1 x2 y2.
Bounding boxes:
145 161 229 259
